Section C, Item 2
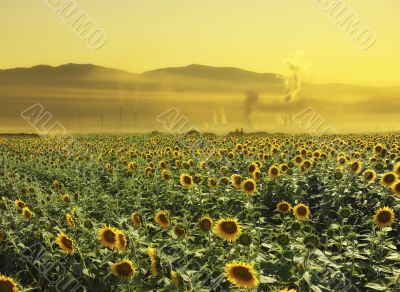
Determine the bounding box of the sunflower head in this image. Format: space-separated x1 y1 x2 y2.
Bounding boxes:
116 230 127 251
214 218 241 242
208 178 218 189
349 161 362 174
276 201 292 215
276 233 290 246
393 161 400 176
131 212 141 227
381 172 397 187
111 258 136 280
268 165 280 178
179 173 193 188
171 271 180 288
155 211 170 228
224 261 259 289
66 213 75 229
293 204 310 221
22 207 33 220
241 178 256 195
373 207 395 228
199 216 213 232
363 169 376 183
98 226 117 249
62 194 71 203
14 200 25 210
173 226 186 239
230 174 243 189
147 247 158 276
0 274 18 292
392 181 400 196
55 232 75 255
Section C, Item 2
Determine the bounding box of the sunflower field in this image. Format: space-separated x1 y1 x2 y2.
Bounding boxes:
0 133 400 292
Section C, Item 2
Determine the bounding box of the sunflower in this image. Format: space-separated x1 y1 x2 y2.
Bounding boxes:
55 232 75 255
66 213 75 229
171 271 180 288
0 274 18 292
248 162 259 174
52 180 61 189
14 199 25 210
214 218 241 242
381 172 397 187
116 230 127 251
199 216 213 232
252 170 262 181
130 212 141 227
111 258 136 280
128 161 137 171
393 161 400 176
349 161 362 174
363 169 376 183
155 211 170 228
220 176 230 185
268 165 280 178
22 207 33 220
230 174 243 189
62 194 70 203
147 246 158 276
173 226 186 239
241 178 256 195
280 288 297 292
276 201 292 215
392 181 400 196
373 207 395 228
179 173 193 188
224 261 259 289
293 204 310 221
98 226 117 249
208 178 218 189
158 169 170 180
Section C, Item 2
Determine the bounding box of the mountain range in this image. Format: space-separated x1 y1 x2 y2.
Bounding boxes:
0 63 399 133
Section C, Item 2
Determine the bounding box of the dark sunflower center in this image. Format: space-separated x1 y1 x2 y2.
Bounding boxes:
183 176 192 184
201 219 211 230
116 263 133 276
0 280 15 292
395 183 400 192
232 266 253 281
61 237 73 249
244 181 255 191
377 211 391 223
234 176 242 185
364 171 373 180
221 222 238 234
271 168 278 175
304 162 311 168
279 204 289 212
104 230 116 243
249 165 256 173
351 163 358 170
384 174 395 183
159 214 169 224
297 206 308 216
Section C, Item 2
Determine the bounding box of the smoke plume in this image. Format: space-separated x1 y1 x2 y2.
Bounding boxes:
244 91 259 128
284 50 305 102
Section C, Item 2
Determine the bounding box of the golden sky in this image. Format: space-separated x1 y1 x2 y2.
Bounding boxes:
1 0 400 87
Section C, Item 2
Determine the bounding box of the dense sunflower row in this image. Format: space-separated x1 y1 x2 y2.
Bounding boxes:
0 133 399 291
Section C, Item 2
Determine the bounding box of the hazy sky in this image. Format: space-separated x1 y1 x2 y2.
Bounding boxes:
1 1 400 86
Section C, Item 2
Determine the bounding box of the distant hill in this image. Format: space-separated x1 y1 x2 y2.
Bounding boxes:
143 64 280 84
